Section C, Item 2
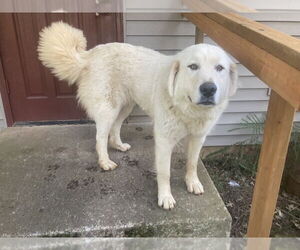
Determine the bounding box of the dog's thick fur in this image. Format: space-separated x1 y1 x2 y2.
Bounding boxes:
38 22 238 210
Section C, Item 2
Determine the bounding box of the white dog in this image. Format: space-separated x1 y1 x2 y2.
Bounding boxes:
38 22 238 210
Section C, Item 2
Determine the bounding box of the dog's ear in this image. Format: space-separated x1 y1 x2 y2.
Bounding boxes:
229 63 238 97
168 61 180 97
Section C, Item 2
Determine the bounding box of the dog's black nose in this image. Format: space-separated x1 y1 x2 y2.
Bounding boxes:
200 82 217 97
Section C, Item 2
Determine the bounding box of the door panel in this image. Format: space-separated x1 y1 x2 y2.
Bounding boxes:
0 13 123 124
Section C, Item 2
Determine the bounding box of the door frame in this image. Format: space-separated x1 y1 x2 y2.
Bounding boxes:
0 56 13 126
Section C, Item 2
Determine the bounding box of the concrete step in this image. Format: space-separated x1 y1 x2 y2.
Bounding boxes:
0 124 231 237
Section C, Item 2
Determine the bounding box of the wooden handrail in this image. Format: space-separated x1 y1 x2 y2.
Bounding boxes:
206 13 300 71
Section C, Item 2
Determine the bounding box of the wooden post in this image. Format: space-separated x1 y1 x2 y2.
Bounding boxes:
247 91 295 237
195 27 204 44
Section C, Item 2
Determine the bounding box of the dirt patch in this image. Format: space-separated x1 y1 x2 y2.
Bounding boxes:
82 177 95 186
204 154 300 237
47 164 60 171
67 180 79 190
86 165 99 172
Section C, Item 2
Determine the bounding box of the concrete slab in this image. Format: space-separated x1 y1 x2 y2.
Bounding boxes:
0 124 231 237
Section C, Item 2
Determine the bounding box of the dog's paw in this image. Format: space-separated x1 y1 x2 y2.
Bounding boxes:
110 141 131 152
99 159 118 171
185 176 204 195
116 143 131 152
158 193 176 210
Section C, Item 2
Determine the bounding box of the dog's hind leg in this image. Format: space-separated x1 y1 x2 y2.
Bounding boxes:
95 108 120 171
109 102 135 152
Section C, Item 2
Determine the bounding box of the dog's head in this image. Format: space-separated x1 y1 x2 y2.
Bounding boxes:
168 44 238 109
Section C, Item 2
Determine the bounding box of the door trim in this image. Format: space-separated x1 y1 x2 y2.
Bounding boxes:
0 56 13 126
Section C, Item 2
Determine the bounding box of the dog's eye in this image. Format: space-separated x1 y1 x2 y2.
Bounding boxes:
215 64 225 72
188 64 199 70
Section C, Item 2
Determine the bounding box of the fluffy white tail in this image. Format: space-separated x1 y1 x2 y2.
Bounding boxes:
38 22 87 85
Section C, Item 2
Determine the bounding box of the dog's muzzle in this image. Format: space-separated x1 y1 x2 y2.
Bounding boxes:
198 82 217 106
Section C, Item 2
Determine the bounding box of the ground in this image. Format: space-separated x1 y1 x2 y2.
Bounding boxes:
204 151 300 237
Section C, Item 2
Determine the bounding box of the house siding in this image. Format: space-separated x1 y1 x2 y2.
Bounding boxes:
124 12 300 146
0 10 299 143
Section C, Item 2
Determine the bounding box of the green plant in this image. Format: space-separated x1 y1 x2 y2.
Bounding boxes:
205 113 300 176
229 113 265 144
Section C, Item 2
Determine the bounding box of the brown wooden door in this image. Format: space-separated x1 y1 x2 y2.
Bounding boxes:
0 13 123 125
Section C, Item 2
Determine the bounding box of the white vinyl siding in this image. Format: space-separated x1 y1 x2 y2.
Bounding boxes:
125 12 300 146
0 10 298 141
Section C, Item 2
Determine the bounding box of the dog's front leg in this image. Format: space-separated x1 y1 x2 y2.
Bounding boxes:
155 133 176 210
185 135 205 195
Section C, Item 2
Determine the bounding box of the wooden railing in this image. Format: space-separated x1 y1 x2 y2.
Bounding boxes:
183 1 300 237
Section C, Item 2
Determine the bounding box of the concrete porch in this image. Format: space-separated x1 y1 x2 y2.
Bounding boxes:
0 124 231 237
